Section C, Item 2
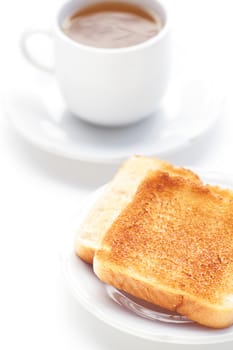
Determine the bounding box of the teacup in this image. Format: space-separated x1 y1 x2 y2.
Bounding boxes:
21 0 171 127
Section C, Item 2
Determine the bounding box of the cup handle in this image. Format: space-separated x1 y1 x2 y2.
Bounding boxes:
20 29 54 73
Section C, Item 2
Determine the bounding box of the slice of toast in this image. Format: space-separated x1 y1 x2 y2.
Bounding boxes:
75 156 201 264
94 171 233 328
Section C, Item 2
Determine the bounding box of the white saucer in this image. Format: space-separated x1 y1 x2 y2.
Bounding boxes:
5 67 224 163
60 169 233 344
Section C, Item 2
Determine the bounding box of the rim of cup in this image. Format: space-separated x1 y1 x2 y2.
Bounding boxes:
54 0 170 54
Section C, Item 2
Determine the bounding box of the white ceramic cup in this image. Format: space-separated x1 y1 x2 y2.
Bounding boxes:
21 0 171 126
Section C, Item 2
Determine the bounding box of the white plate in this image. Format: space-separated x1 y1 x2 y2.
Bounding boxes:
5 66 224 164
60 170 233 344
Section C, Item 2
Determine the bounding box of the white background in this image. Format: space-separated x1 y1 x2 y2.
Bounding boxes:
1 0 233 349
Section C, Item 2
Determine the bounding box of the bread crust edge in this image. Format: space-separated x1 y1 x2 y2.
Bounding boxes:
94 254 233 329
75 240 95 264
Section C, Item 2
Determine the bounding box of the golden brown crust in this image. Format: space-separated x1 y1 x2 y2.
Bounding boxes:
94 171 233 328
94 257 233 328
75 156 202 264
207 184 233 199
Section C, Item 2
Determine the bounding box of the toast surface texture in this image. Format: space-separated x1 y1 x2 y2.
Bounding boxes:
75 156 201 263
94 171 233 328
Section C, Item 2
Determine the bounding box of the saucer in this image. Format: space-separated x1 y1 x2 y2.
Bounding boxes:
60 169 233 344
5 70 224 164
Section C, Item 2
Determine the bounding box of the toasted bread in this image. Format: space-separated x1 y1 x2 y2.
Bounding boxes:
94 171 233 328
75 156 201 263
